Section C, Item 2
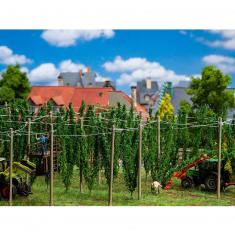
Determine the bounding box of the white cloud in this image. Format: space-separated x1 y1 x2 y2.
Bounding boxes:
95 73 111 82
29 63 59 85
28 60 90 85
202 54 235 73
103 56 162 72
0 45 32 65
181 30 235 50
41 30 115 47
203 54 235 65
198 30 235 50
20 67 29 74
103 56 190 86
59 59 85 72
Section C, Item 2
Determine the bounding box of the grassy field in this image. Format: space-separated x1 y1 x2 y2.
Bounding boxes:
0 170 235 206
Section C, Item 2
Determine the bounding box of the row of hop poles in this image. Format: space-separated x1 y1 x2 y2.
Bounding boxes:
6 113 223 206
7 111 54 206
6 111 157 206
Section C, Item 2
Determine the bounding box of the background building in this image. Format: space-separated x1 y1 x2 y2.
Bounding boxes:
132 78 173 114
58 67 116 89
28 86 149 118
133 77 235 117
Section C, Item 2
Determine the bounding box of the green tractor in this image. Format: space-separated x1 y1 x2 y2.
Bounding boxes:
0 158 36 200
181 158 235 192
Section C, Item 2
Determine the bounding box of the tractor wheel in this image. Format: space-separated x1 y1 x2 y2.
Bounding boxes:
0 185 17 200
204 175 217 192
181 177 193 189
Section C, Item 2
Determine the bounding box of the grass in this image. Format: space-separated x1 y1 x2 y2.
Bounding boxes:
0 169 235 206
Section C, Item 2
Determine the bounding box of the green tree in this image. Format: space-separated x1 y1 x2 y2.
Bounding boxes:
187 66 235 117
0 64 31 104
179 100 192 114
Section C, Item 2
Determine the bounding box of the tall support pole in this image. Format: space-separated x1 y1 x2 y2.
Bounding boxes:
157 115 161 163
5 102 8 114
49 111 54 206
9 128 13 206
27 118 31 159
98 113 102 185
108 125 115 206
217 117 222 199
80 117 84 193
138 123 142 200
26 118 31 184
8 107 11 119
98 153 101 185
184 114 188 159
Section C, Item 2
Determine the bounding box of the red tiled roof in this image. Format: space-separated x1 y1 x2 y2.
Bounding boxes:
52 96 65 106
29 95 44 105
28 86 113 111
71 87 112 109
28 86 149 118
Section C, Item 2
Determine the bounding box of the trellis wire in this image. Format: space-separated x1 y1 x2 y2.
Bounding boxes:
1 101 234 206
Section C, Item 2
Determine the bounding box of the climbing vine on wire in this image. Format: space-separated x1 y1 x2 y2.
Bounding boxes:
1 100 235 197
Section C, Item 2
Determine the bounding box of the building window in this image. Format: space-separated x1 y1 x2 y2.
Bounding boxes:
31 106 39 114
144 94 150 102
53 106 60 113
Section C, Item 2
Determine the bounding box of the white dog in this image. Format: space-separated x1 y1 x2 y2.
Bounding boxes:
151 181 162 195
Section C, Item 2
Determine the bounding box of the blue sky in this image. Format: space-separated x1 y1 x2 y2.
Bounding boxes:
1 30 235 94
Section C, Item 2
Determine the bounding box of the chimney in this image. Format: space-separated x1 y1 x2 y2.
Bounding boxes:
79 69 83 76
86 67 91 74
131 86 137 107
58 75 64 86
104 80 111 87
146 77 152 89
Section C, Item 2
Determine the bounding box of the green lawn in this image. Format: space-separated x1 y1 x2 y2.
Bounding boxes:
1 170 235 206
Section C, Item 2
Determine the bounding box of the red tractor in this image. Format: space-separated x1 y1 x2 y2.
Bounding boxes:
165 154 235 192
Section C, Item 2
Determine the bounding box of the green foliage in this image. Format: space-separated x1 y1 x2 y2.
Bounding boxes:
120 107 140 197
0 65 31 104
142 120 157 179
179 100 192 115
0 100 235 197
100 106 120 185
151 120 179 186
57 104 77 190
187 65 235 117
82 106 100 191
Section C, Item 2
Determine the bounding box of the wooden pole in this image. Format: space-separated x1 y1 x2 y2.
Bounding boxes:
27 118 31 159
26 118 31 184
49 111 54 206
157 115 161 163
108 125 115 206
9 128 13 206
217 117 222 199
8 107 11 119
98 113 102 185
80 117 84 193
98 154 101 185
138 123 142 200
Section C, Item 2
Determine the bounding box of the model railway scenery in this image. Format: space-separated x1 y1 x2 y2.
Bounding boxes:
0 100 235 206
2 3 235 235
0 30 235 206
